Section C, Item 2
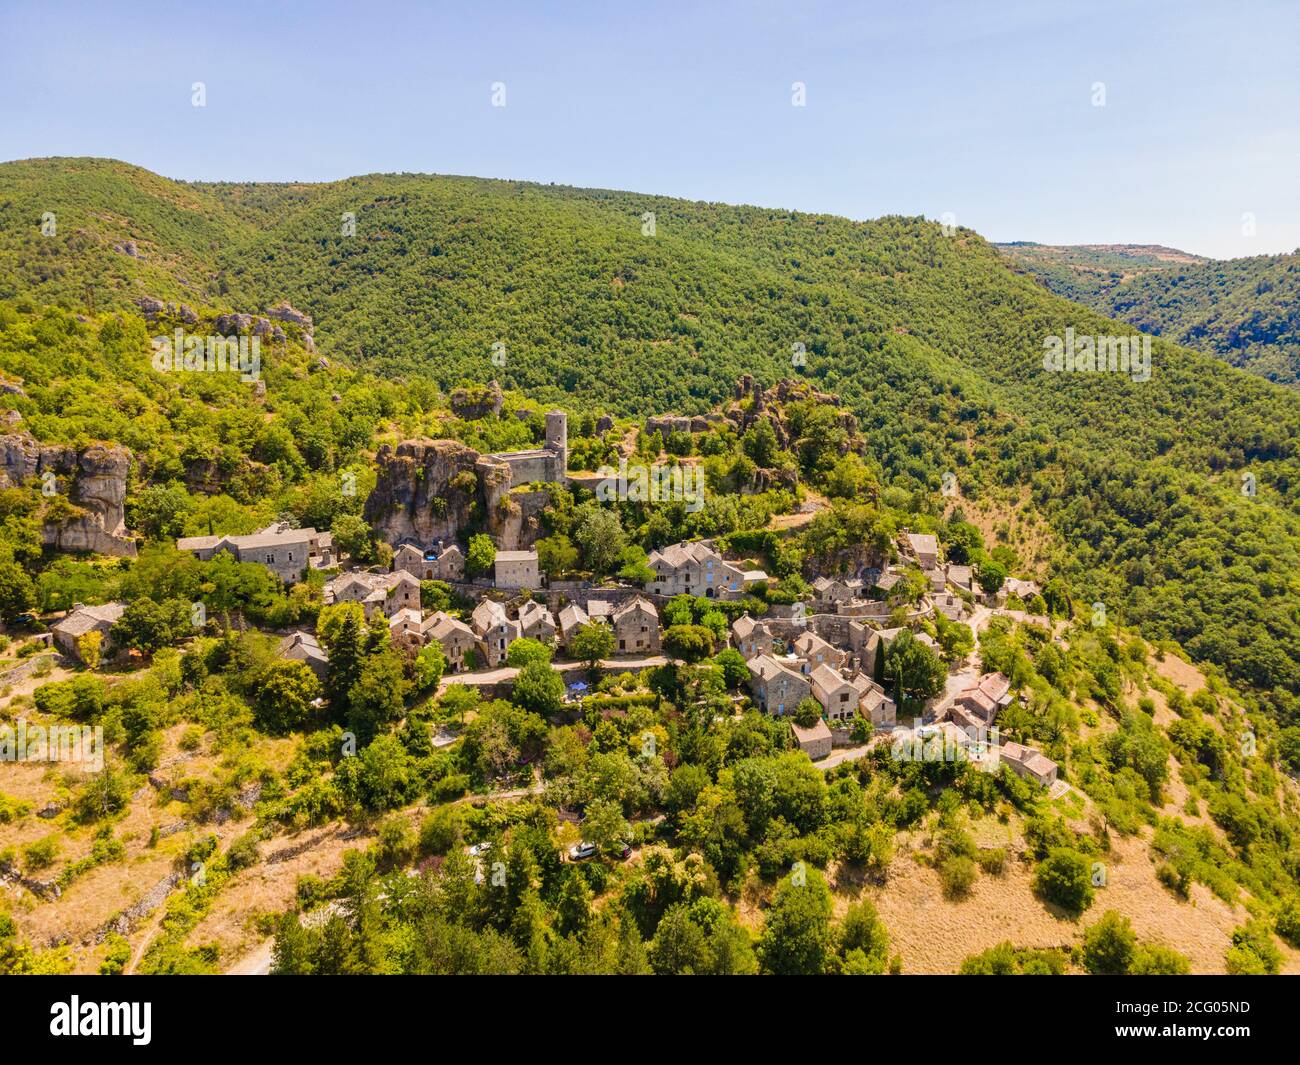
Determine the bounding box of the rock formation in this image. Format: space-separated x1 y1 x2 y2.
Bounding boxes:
364 431 562 552
0 433 136 556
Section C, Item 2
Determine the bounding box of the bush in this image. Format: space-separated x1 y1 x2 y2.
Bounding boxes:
1082 911 1136 974
939 856 977 899
23 835 59 872
1225 921 1281 975
1276 897 1300 949
418 806 464 856
1130 943 1191 975
1155 862 1190 898
226 833 261 871
99 933 132 976
1033 848 1095 915
374 816 416 871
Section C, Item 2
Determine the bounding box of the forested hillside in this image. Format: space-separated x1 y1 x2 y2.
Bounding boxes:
0 158 1297 718
999 242 1300 387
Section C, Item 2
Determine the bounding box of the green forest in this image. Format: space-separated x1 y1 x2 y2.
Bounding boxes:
1 158 1296 718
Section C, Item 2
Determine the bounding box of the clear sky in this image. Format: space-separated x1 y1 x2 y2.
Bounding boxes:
2 0 1296 258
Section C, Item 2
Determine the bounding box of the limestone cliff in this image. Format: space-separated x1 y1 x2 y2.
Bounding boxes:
0 433 136 557
365 439 534 551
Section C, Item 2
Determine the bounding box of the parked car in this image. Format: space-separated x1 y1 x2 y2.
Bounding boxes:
468 841 493 857
568 841 597 861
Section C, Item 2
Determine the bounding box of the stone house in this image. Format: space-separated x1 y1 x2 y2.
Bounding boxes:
277 629 329 681
848 621 881 675
518 599 557 644
557 603 591 650
859 682 897 728
809 663 869 723
388 608 425 652
790 718 833 761
423 612 480 672
324 570 421 619
945 564 973 593
393 541 465 582
471 598 520 665
934 593 968 621
177 522 333 584
732 614 774 659
747 654 812 716
903 531 939 571
943 672 1013 731
52 602 126 662
646 541 748 599
494 550 541 591
793 631 845 674
999 741 1058 787
611 596 660 654
811 576 863 606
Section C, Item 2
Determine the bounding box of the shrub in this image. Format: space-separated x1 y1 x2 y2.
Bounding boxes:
1081 910 1136 974
1130 943 1191 975
939 856 977 899
23 835 59 872
1225 921 1281 975
99 933 132 975
1033 848 1094 915
226 833 261 871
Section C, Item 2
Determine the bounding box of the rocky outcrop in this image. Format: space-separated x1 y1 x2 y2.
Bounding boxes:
215 312 254 334
0 433 136 556
645 413 722 439
264 301 313 329
365 438 545 550
450 380 504 420
183 455 276 505
366 439 489 547
724 376 860 449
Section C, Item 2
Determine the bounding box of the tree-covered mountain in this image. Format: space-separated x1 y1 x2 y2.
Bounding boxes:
998 242 1300 387
1 158 1298 719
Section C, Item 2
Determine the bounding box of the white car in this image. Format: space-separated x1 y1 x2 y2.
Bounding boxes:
468 841 493 858
568 841 597 861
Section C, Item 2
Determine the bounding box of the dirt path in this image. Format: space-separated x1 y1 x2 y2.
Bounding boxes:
766 489 829 532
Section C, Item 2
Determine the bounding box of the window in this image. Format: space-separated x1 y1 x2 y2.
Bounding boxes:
266 554 275 564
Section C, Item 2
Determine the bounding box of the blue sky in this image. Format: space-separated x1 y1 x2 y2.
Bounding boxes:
2 0 1296 258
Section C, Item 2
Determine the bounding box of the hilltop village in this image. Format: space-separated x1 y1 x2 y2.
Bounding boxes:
81 381 1058 782
6 343 1292 980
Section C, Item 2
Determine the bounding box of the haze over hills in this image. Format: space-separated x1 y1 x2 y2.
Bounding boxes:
998 241 1300 387
1 157 1298 715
